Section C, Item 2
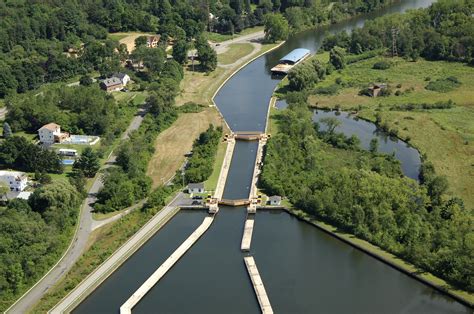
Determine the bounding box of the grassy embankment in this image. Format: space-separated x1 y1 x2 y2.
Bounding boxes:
29 191 177 313
29 29 272 311
279 52 474 208
218 43 255 65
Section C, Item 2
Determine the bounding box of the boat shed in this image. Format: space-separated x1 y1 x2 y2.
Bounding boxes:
279 48 311 64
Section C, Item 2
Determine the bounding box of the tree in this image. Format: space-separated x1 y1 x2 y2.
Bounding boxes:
172 39 189 64
369 138 379 153
79 75 93 86
329 46 346 69
134 36 148 48
264 13 289 43
195 37 217 72
320 117 341 134
0 182 9 200
3 122 12 138
288 64 316 91
73 147 100 177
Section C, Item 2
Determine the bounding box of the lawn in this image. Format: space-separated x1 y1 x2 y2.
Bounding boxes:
205 26 263 43
299 55 474 208
204 140 227 191
146 108 225 188
218 43 255 65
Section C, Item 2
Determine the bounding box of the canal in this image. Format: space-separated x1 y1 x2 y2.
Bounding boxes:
74 0 471 312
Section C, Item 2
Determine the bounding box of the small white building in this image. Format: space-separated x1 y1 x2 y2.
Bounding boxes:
38 123 69 144
268 195 282 206
188 183 204 194
0 171 28 192
58 148 78 157
113 73 131 86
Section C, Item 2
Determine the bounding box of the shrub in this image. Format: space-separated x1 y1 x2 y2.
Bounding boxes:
315 84 341 95
372 61 391 70
395 90 401 96
425 77 461 93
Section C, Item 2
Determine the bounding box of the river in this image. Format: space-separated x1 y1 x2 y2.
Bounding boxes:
74 0 471 313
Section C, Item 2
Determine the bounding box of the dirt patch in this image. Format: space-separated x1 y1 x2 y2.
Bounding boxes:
146 108 225 188
113 32 155 52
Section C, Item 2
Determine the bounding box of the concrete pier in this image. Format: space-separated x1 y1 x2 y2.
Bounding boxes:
214 137 236 200
120 216 214 314
249 136 267 200
244 256 273 314
241 217 255 252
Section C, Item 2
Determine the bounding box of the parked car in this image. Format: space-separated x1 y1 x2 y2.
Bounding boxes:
192 200 202 205
192 195 203 200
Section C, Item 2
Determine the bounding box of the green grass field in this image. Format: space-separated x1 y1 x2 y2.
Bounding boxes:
300 54 474 208
218 43 255 65
204 140 227 191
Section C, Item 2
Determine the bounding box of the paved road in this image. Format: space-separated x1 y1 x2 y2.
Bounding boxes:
6 106 147 314
50 192 183 314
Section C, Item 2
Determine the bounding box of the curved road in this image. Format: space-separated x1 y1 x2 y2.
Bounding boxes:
6 106 146 314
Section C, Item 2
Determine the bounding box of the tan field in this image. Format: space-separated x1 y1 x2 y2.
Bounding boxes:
109 32 155 52
146 108 226 188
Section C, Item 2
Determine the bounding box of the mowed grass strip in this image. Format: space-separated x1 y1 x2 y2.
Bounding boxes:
146 107 225 188
218 43 255 65
305 55 473 208
204 139 227 191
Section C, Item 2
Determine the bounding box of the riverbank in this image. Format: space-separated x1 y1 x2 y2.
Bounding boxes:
282 206 474 307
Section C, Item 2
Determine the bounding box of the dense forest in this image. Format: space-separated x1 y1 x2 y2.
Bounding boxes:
0 0 405 97
0 181 81 302
261 95 473 292
321 0 474 63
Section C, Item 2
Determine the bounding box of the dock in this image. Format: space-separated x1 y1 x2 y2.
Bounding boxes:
244 256 273 314
249 136 267 200
241 216 255 252
120 216 214 314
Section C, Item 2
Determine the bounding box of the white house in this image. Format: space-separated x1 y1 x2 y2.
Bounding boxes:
146 35 161 48
188 183 204 194
268 195 282 206
0 171 28 192
38 123 69 145
113 73 131 86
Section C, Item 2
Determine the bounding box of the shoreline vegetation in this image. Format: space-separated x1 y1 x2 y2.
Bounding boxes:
282 206 474 307
265 0 473 306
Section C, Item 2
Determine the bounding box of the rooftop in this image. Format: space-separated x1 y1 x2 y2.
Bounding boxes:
279 48 311 63
0 170 26 177
39 122 60 131
101 77 122 87
188 182 204 189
